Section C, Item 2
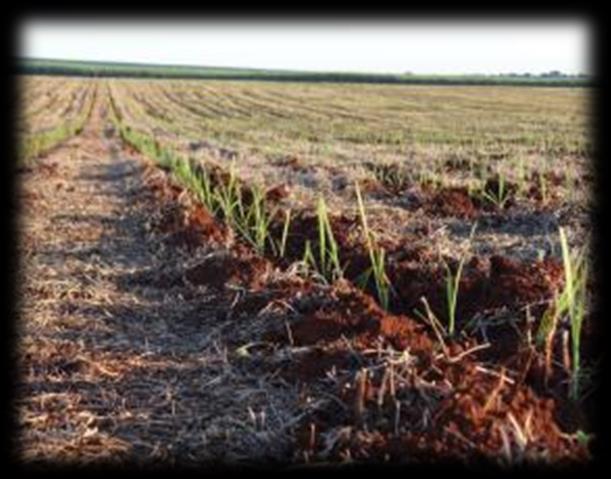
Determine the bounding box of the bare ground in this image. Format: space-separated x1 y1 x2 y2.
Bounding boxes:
15 104 302 466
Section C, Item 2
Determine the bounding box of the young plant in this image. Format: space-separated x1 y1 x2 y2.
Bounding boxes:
440 223 478 338
560 228 589 400
192 166 216 213
479 172 510 209
173 156 195 188
314 196 343 283
278 208 292 259
214 165 240 225
419 169 442 191
302 239 315 271
536 227 589 399
443 260 464 338
218 182 276 256
370 162 410 193
354 181 391 310
301 239 329 284
245 186 275 255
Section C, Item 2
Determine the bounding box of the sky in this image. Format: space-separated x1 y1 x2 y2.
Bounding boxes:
19 19 591 75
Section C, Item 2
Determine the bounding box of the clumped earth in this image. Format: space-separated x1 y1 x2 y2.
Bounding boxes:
15 81 597 467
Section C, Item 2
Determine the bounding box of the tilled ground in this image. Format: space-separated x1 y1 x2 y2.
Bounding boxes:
15 100 593 466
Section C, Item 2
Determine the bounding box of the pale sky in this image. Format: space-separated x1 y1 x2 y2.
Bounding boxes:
19 19 591 75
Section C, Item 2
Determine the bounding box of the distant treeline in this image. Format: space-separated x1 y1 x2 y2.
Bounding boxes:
17 58 592 87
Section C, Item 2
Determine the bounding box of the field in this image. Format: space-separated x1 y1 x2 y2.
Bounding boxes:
16 75 596 466
19 58 590 86
17 76 97 164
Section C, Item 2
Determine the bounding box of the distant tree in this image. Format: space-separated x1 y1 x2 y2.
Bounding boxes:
541 70 564 78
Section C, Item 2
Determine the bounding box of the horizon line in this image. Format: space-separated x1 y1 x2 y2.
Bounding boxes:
17 56 590 77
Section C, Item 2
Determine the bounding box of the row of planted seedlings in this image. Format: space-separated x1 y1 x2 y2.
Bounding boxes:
171 155 591 458
110 107 396 305
365 150 593 376
112 105 592 403
111 75 587 402
18 84 98 167
369 155 594 400
365 147 586 210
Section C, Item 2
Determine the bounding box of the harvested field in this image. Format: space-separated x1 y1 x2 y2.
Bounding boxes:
15 77 596 467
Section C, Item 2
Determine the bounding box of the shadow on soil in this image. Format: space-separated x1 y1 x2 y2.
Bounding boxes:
18 150 276 465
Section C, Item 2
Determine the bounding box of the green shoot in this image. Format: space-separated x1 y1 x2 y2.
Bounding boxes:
222 183 275 256
314 196 343 283
559 227 588 400
317 198 327 276
443 260 463 338
249 186 274 255
302 240 317 276
369 162 410 192
278 208 292 259
355 181 391 310
537 227 589 400
535 298 559 348
479 173 510 209
441 223 477 337
194 167 216 213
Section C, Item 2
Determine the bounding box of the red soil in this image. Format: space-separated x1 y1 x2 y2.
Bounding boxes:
183 251 270 290
428 187 478 219
134 155 592 464
487 255 564 309
143 167 228 250
527 171 565 203
277 283 433 355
